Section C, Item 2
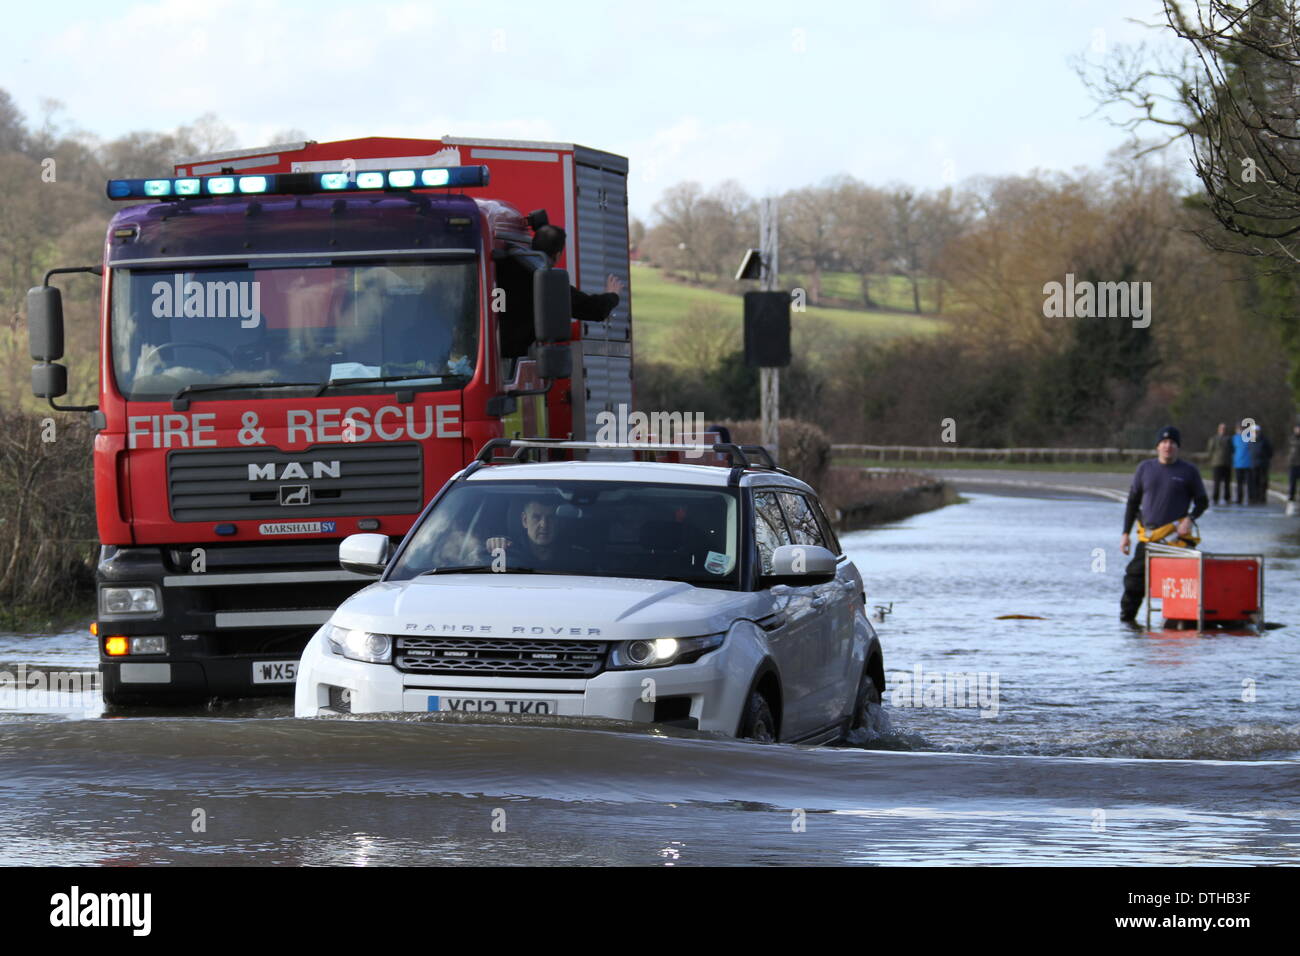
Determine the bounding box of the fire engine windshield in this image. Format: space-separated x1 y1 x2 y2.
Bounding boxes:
388 480 742 589
110 258 479 400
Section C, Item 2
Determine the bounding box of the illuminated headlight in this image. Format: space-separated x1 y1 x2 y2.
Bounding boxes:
608 634 724 670
100 586 160 616
325 625 392 664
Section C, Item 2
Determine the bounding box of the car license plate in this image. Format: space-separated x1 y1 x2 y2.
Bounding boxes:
427 696 557 715
252 660 297 683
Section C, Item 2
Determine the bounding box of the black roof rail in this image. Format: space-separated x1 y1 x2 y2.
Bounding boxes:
471 438 790 476
738 444 781 471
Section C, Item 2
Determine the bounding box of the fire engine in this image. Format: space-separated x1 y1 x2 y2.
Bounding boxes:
28 136 633 703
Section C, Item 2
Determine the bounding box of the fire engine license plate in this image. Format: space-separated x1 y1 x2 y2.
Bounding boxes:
427 696 556 715
252 660 298 684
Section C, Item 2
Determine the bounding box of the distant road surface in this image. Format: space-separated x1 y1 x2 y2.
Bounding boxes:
931 468 1289 509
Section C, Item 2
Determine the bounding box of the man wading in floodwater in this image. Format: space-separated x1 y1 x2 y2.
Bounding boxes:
1119 426 1209 625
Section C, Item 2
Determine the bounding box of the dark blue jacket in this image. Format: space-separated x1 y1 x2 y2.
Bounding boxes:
1123 458 1209 533
1250 434 1273 467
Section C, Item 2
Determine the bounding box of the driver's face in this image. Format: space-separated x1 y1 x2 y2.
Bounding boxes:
521 502 557 546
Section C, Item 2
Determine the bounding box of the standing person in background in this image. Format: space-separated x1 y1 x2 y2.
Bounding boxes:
1288 424 1300 501
1232 422 1252 505
1119 426 1209 625
1250 424 1274 504
1205 423 1234 505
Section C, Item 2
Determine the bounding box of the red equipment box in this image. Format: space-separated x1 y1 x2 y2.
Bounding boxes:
1145 547 1264 629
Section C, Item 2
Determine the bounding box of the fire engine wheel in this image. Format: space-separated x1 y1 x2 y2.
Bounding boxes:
738 690 777 743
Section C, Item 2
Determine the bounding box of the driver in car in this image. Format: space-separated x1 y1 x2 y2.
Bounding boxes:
486 497 586 571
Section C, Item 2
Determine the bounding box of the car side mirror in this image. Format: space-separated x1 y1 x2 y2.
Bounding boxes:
340 533 389 575
764 544 837 587
533 268 572 343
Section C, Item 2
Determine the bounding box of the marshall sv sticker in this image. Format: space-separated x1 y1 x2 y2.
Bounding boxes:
258 520 337 536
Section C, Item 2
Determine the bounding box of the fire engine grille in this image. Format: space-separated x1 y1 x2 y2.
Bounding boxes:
167 443 422 522
394 637 608 677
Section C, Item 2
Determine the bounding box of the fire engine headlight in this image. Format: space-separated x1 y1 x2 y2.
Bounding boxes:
100 585 160 617
325 625 392 664
608 634 723 669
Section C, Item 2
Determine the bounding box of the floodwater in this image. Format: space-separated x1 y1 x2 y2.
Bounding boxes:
1 492 1297 865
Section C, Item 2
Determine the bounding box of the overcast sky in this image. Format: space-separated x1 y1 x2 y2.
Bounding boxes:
4 0 1186 219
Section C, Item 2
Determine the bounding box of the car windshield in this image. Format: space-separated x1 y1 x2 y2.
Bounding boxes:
388 479 741 588
110 258 478 400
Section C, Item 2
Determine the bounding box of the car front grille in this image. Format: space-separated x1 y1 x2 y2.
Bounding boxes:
394 637 608 677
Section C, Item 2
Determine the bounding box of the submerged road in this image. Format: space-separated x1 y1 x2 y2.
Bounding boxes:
0 483 1296 864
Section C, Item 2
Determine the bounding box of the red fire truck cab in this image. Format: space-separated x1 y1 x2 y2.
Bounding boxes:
28 136 633 704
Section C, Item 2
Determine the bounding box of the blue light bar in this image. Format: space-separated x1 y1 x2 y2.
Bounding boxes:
105 165 491 200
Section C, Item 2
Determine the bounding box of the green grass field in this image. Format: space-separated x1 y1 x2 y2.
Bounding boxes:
629 264 944 364
777 270 943 313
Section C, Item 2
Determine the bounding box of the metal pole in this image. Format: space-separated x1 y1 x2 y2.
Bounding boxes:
759 197 780 463
1197 551 1204 632
1144 547 1151 631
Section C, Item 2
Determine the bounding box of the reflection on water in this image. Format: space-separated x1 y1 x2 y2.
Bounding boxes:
0 493 1297 865
0 718 1296 865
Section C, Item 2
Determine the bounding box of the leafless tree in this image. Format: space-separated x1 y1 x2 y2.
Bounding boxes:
781 180 845 305
1083 0 1300 264
832 178 891 308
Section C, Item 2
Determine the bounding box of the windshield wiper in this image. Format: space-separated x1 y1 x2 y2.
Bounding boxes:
316 373 467 397
172 381 318 410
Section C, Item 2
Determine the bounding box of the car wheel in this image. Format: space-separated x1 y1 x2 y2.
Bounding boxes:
738 690 777 743
847 667 886 737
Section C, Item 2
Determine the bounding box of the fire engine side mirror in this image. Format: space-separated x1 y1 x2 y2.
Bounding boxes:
29 285 71 400
339 533 390 575
534 343 572 380
31 362 68 399
533 268 571 343
28 286 65 361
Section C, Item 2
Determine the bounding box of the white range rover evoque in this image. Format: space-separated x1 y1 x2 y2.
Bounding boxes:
294 439 885 744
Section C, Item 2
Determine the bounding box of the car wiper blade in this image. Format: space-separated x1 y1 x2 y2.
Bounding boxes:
172 381 318 406
316 373 467 397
